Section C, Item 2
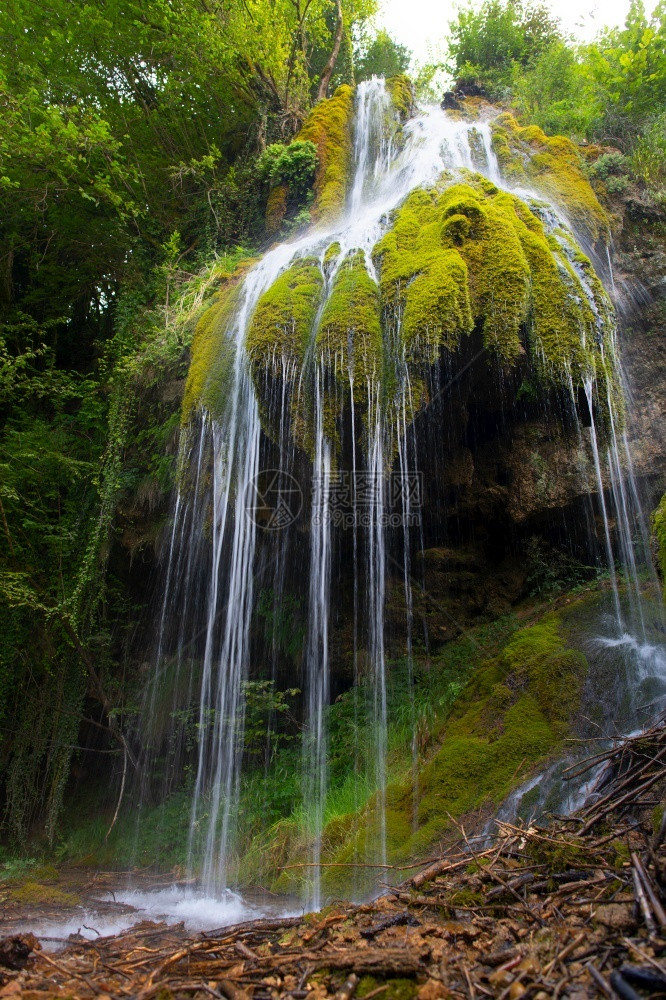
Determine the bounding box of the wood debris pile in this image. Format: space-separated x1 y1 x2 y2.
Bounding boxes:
2 717 666 999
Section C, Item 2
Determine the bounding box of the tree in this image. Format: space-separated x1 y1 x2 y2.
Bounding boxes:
446 0 562 97
355 29 412 81
0 0 382 844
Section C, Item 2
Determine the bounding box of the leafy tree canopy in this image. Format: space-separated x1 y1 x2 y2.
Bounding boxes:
355 28 412 81
446 0 562 97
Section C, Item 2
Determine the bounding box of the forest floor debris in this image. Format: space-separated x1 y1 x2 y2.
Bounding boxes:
3 718 666 998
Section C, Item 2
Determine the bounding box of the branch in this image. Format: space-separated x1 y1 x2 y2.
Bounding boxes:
317 0 343 101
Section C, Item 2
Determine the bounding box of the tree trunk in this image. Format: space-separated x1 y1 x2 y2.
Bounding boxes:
317 0 343 101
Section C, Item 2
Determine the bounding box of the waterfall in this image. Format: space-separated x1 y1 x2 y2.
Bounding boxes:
138 78 665 904
303 366 332 911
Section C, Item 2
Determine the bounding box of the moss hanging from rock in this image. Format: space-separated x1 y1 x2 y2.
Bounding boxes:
258 609 589 900
323 241 341 274
246 257 324 372
654 495 666 595
296 85 354 223
373 178 617 386
265 184 288 236
386 75 414 123
440 185 531 362
316 251 383 397
372 189 474 360
181 263 254 423
490 114 610 244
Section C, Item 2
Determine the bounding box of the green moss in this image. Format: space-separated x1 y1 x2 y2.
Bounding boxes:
10 881 79 907
181 269 247 423
358 979 417 1000
266 183 288 235
448 887 485 907
316 250 383 395
653 495 666 592
372 189 473 360
31 863 59 882
322 615 587 882
247 257 324 371
491 114 609 243
297 85 354 223
386 75 414 122
526 835 589 873
323 241 341 272
372 178 617 387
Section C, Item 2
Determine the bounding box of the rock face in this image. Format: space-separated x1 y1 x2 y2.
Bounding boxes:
392 208 666 632
616 234 666 490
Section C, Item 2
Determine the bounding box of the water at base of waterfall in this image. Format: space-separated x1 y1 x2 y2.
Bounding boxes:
6 887 299 951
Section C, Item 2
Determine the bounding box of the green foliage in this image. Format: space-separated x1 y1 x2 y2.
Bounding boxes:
355 29 411 82
524 537 597 596
256 589 306 660
257 141 318 198
0 0 384 847
0 0 378 361
448 0 666 205
0 237 248 845
587 152 631 195
446 0 562 98
589 152 629 179
243 680 300 765
631 113 666 205
510 42 600 141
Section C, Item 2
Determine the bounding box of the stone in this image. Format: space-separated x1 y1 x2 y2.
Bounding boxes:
592 903 636 930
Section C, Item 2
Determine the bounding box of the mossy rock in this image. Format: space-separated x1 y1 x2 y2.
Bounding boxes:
373 178 616 386
181 261 255 422
316 250 383 396
297 85 354 223
247 257 324 370
386 75 414 123
323 241 341 273
319 615 588 885
490 114 610 243
266 184 288 235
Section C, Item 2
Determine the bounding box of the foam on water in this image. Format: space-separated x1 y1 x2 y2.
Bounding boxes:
12 888 298 950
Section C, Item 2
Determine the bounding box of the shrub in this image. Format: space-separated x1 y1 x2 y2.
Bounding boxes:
257 140 317 198
631 114 666 205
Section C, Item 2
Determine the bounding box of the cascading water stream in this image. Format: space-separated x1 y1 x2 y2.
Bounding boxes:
303 367 333 911
139 78 665 905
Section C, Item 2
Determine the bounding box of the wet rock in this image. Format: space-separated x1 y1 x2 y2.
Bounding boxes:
441 92 462 111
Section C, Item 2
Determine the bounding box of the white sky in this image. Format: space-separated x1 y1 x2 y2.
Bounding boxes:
378 0 656 65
